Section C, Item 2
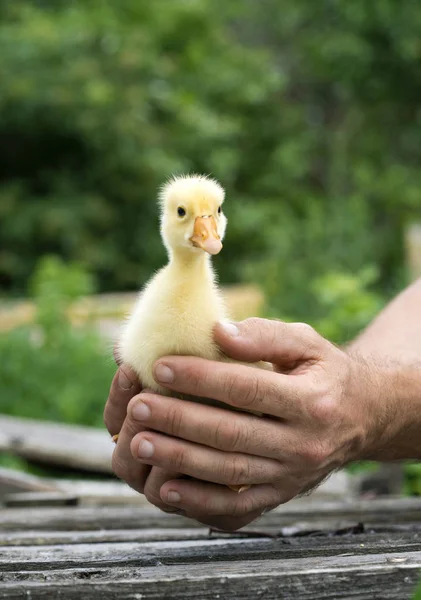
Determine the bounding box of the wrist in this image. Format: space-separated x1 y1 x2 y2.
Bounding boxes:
347 350 421 461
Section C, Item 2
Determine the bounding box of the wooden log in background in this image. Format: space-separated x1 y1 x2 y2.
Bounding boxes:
0 415 113 474
0 285 265 334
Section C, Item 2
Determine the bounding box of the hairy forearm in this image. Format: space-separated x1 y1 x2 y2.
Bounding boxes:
347 278 421 461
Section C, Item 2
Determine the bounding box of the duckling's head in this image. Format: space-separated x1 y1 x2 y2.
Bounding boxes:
159 175 227 257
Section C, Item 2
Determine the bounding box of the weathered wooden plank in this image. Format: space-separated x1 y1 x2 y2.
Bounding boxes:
0 528 213 547
1 497 420 532
52 479 148 505
0 468 152 506
0 467 57 499
0 531 420 572
0 415 113 473
1 522 420 547
0 505 184 532
0 552 420 599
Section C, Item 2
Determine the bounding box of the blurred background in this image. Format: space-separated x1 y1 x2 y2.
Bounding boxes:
0 0 420 496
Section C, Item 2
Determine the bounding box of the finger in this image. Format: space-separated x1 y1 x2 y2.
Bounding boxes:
128 393 294 460
111 412 151 494
215 318 329 365
152 356 306 419
159 479 284 529
143 467 186 513
130 431 284 487
103 365 142 436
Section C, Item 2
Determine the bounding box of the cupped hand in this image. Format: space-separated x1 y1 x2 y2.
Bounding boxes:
122 318 385 530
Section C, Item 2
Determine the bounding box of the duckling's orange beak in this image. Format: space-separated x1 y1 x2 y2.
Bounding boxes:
190 216 222 255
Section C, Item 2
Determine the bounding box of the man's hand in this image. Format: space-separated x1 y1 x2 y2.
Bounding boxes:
105 277 421 531
116 318 392 530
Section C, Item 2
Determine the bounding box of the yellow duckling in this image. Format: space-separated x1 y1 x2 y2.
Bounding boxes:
118 174 228 394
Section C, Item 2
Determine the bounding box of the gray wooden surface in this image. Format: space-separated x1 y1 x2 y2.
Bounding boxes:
0 415 113 473
1 497 420 599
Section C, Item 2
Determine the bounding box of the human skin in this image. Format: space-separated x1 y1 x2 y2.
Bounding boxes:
104 278 421 530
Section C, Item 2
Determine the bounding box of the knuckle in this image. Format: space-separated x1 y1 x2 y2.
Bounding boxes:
241 375 261 409
214 418 245 452
166 403 184 437
243 317 276 348
293 322 319 343
170 446 187 472
222 456 250 486
300 440 331 468
229 420 246 452
222 372 241 406
292 323 323 350
224 372 260 410
231 495 255 518
310 395 338 425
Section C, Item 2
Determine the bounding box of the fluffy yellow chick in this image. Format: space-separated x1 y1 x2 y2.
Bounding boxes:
118 174 228 396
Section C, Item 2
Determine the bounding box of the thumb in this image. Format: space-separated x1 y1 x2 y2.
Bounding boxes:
215 318 327 365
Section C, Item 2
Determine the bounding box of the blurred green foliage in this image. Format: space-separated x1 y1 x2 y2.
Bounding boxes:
310 267 383 342
413 577 421 600
0 256 114 425
0 0 420 331
405 463 421 496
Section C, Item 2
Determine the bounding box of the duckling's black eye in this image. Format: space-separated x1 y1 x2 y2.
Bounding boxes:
177 207 186 217
218 206 222 214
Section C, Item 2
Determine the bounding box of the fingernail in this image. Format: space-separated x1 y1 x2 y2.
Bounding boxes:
118 368 133 390
219 322 239 337
132 401 151 421
138 439 154 458
166 490 181 503
155 363 174 383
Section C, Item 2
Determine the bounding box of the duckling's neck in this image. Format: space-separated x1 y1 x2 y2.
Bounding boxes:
168 249 211 273
162 248 222 322
166 249 214 287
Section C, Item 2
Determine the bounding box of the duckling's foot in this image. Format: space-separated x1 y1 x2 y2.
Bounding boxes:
112 433 120 443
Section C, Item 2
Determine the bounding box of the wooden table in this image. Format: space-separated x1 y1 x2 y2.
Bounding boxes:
1 497 420 599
